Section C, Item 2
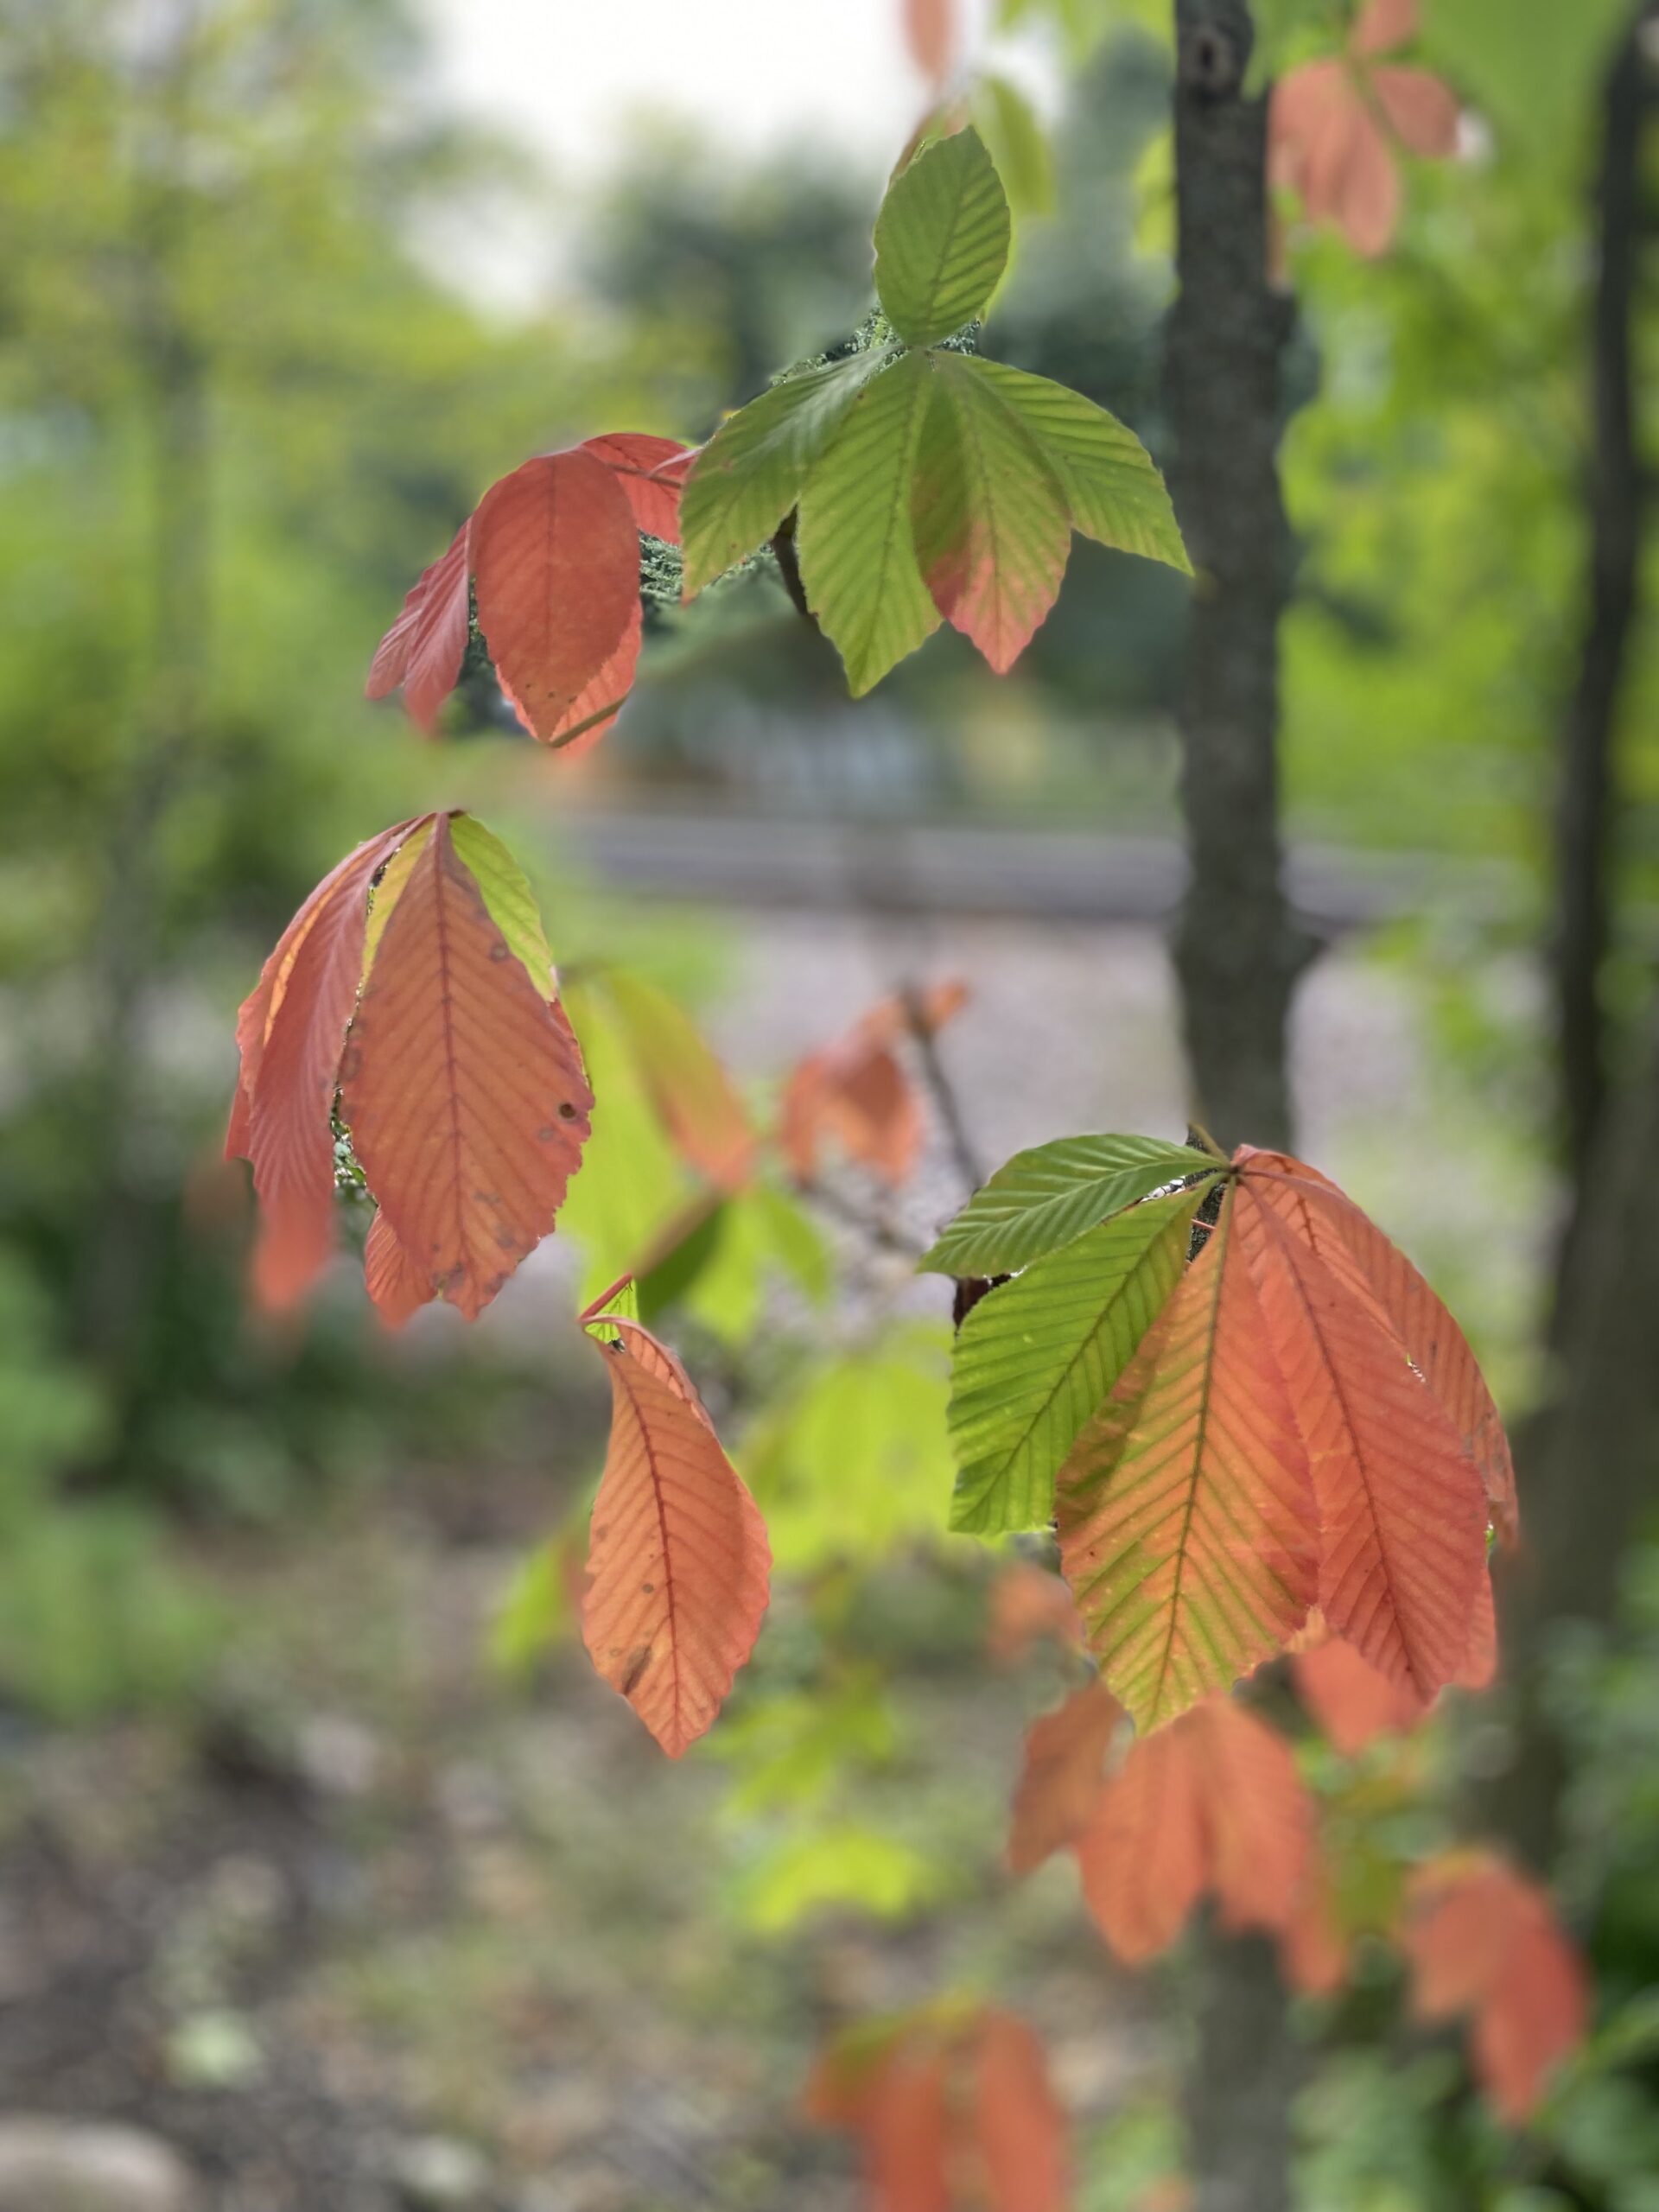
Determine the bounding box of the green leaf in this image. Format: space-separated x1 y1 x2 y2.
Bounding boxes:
912 351 1071 672
680 348 898 594
947 1186 1206 1534
874 126 1011 346
974 74 1056 219
921 1135 1218 1276
966 359 1191 572
796 350 942 696
1427 0 1630 153
447 813 558 999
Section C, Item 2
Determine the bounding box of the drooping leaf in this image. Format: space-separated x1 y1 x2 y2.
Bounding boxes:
1234 1172 1489 1698
1056 1182 1319 1729
911 351 1071 671
230 818 424 1310
874 126 1011 347
339 812 593 1319
524 597 643 757
920 1133 1217 1276
782 982 965 1186
1074 1712 1207 1963
678 349 898 594
1240 1147 1516 1542
363 1206 433 1329
594 968 755 1192
975 2010 1070 2212
1292 1631 1427 1754
1401 1853 1588 2123
1075 1696 1313 1965
966 360 1190 571
581 1326 770 1756
1007 1678 1122 1874
581 431 694 542
443 814 558 996
986 1560 1083 1665
470 448 640 742
364 524 470 732
797 349 943 696
947 1185 1207 1533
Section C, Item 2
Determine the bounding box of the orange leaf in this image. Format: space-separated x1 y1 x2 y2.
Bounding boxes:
364 1207 435 1329
1372 67 1460 157
902 0 957 89
1455 1567 1497 1691
975 2011 1069 2212
1293 1635 1427 1754
781 984 963 1186
1007 1679 1122 1875
510 598 642 759
582 432 694 543
365 524 470 732
1235 1171 1489 1698
471 448 640 743
1401 1853 1587 2123
1056 1182 1319 1729
339 813 593 1319
230 819 423 1310
987 1561 1083 1666
1075 1714 1207 1964
581 1326 770 1755
1075 1698 1314 1966
865 2041 952 2212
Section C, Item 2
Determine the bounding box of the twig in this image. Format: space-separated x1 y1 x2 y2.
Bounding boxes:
899 981 983 1198
798 1175 927 1261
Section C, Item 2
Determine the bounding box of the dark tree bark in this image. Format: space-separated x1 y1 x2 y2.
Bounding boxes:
1550 2 1655 1295
1165 6 1301 2209
1167 0 1299 1161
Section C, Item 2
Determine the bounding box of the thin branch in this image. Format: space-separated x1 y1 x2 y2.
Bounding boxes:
899 982 984 1197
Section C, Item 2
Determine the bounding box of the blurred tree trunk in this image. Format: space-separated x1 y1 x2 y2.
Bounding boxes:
1550 1 1654 1303
1487 6 1656 1868
1166 5 1301 2209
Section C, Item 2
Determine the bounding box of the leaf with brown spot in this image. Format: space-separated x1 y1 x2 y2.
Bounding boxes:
581 1325 770 1755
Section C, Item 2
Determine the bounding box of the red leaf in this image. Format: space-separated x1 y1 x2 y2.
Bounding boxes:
1075 1698 1314 1966
1007 1679 1122 1875
1293 1635 1427 1755
527 597 642 758
975 2011 1069 2212
365 524 470 733
230 819 423 1310
865 2042 952 2212
339 813 593 1319
364 1207 435 1329
902 0 957 89
582 432 695 543
471 448 640 743
1401 1853 1587 2123
581 1328 770 1755
1372 67 1460 156
1456 1567 1497 1691
1236 1172 1488 1698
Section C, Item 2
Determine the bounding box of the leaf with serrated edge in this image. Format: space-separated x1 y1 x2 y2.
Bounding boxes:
582 1334 770 1755
796 352 944 696
922 1135 1217 1277
445 813 558 999
471 448 639 742
911 353 1071 672
364 1208 433 1329
1237 1147 1517 1547
1056 1182 1319 1730
581 432 692 543
365 524 470 731
679 350 897 594
874 126 1010 346
339 814 592 1319
1235 1177 1487 1699
966 359 1190 571
948 1186 1205 1534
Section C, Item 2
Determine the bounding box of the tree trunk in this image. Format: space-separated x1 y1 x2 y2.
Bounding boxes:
1549 2 1653 1303
1166 7 1300 2209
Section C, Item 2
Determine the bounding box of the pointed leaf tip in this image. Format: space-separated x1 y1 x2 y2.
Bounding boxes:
874 124 1011 346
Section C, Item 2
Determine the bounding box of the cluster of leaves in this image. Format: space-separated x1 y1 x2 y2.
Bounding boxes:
1270 0 1460 258
366 433 691 746
1004 1647 1584 2120
806 2002 1067 2212
927 1137 1513 1731
226 811 591 1319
